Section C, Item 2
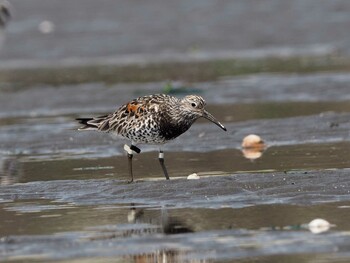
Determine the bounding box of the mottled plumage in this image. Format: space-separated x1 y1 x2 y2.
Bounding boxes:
77 94 226 182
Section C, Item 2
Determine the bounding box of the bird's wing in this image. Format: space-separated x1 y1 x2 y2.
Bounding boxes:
101 94 170 133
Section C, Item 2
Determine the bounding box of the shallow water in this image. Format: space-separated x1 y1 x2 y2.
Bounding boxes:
1 141 349 185
2 0 350 260
1 169 350 262
0 73 350 262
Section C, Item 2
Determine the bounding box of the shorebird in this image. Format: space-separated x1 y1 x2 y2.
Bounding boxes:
0 1 11 27
76 94 226 182
0 1 11 50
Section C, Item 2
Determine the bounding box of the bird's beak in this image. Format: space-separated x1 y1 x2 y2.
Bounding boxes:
202 110 227 131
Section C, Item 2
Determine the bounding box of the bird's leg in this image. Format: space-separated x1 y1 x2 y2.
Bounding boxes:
127 152 134 183
124 144 141 183
158 150 170 180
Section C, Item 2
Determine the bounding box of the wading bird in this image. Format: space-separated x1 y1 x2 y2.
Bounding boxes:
77 94 226 182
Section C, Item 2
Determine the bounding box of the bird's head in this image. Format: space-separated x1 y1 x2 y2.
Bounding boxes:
180 95 226 131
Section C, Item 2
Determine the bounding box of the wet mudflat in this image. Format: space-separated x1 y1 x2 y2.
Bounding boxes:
1 1 350 261
0 71 350 262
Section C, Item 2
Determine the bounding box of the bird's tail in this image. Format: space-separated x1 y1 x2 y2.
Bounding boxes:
76 115 109 131
76 118 96 131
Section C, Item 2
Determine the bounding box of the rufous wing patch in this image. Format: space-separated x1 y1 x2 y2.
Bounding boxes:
126 102 147 117
127 103 138 113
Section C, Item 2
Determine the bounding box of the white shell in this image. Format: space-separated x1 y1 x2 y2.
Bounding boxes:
187 173 200 180
308 218 333 234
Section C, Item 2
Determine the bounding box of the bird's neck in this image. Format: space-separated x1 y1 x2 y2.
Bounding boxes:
159 106 197 141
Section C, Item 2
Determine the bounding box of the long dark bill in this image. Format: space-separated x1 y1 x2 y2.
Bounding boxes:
202 110 227 131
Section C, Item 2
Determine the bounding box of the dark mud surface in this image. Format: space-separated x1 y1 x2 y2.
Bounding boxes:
1 169 350 262
0 70 350 262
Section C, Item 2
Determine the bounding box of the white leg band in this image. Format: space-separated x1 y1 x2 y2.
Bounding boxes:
159 152 164 159
124 144 133 155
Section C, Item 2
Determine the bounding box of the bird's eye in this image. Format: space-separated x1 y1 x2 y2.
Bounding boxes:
191 103 196 107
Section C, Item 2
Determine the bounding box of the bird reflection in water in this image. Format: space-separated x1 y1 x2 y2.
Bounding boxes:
127 205 193 235
0 0 11 49
126 205 204 263
0 157 22 185
87 204 200 262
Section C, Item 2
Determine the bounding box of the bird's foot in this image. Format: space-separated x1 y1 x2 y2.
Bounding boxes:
127 179 134 184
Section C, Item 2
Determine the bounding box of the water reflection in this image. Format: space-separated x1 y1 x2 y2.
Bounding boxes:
0 199 348 261
261 218 335 234
0 1 10 27
125 207 198 262
88 206 197 262
127 205 193 235
0 156 22 185
0 0 10 50
127 251 207 263
241 147 264 160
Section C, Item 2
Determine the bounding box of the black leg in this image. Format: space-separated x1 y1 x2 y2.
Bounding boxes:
158 150 170 180
127 153 134 183
124 144 141 183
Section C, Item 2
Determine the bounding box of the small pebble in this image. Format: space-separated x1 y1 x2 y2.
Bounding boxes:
187 173 200 180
